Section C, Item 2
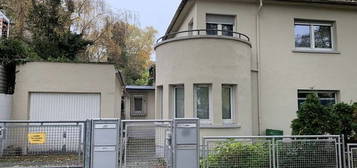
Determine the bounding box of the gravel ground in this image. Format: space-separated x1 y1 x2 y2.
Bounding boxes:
0 154 82 168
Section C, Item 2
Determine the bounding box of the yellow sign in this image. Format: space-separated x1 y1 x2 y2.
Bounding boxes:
28 132 46 144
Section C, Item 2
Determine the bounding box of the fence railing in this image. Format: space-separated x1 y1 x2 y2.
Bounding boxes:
0 120 85 168
347 143 357 168
156 29 250 44
0 119 353 168
201 135 343 168
120 120 173 168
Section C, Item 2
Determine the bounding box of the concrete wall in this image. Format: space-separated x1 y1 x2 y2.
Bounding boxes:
12 62 123 120
155 36 252 136
124 90 156 120
0 94 12 120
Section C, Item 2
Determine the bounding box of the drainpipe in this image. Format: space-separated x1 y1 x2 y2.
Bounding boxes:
256 0 263 135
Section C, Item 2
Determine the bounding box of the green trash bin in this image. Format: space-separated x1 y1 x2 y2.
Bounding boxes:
266 129 283 136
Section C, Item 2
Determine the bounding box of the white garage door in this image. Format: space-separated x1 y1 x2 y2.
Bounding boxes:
29 93 100 121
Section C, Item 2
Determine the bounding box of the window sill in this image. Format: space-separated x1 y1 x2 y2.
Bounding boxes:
292 49 340 54
200 123 241 129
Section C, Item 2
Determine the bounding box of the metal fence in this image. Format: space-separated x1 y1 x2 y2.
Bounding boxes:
120 120 173 168
201 135 342 168
0 120 85 168
347 143 357 168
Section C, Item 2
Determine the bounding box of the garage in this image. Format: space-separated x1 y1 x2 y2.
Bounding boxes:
29 93 101 121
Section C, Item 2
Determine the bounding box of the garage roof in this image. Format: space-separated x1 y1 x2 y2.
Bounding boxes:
126 85 155 90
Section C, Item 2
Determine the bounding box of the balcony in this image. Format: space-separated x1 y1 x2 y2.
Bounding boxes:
155 29 252 87
155 29 250 47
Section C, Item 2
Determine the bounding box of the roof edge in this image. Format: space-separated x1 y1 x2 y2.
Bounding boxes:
165 0 188 35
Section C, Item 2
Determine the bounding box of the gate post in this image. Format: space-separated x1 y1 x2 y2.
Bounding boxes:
86 119 121 168
173 118 200 168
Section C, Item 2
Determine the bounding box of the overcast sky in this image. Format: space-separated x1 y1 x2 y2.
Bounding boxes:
106 0 182 38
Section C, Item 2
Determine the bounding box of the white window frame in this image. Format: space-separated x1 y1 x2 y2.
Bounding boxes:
294 20 335 52
131 95 146 116
194 84 212 124
297 90 338 107
222 85 235 124
173 85 184 118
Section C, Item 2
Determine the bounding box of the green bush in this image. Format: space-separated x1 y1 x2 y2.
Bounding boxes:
291 93 357 141
201 140 270 168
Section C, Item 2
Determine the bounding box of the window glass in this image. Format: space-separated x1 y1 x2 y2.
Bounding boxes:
295 24 311 48
294 21 334 50
222 86 232 120
206 23 218 35
175 87 184 118
314 25 332 48
196 86 210 119
222 24 233 36
134 97 143 111
297 91 337 108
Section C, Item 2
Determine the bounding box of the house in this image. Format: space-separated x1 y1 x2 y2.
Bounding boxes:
0 10 11 119
10 62 124 121
154 0 357 136
0 11 10 38
124 85 156 120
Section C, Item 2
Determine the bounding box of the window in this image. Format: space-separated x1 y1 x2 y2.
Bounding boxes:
131 95 146 116
295 20 335 50
298 90 338 108
194 85 211 121
222 24 233 36
188 19 194 36
157 86 163 119
206 14 235 36
206 23 218 35
174 86 184 118
222 85 234 122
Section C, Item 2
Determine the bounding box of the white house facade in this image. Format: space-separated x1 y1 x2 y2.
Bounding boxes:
154 0 357 136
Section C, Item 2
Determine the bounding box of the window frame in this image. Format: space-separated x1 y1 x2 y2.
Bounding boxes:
206 14 235 37
294 20 335 51
297 90 338 108
131 95 146 116
173 85 185 118
188 19 194 36
194 84 212 124
222 85 235 124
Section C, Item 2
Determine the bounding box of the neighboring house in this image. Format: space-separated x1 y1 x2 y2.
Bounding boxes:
0 11 10 38
0 10 12 119
124 85 156 120
154 0 357 136
11 62 124 121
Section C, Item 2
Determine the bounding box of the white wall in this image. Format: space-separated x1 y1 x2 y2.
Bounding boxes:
0 94 12 120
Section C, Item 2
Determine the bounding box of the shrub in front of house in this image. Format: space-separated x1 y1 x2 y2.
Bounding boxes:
200 140 270 168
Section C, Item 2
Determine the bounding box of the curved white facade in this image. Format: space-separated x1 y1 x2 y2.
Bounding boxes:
155 35 253 136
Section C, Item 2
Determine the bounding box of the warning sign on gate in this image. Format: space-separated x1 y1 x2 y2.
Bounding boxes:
28 132 46 144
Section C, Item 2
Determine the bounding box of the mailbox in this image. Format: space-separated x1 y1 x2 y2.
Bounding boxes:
91 120 120 168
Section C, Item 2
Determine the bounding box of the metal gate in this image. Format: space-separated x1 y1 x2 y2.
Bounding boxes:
201 135 343 168
347 144 357 168
0 120 85 168
120 120 174 168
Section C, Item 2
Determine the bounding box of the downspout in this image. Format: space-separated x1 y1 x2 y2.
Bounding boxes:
256 0 263 135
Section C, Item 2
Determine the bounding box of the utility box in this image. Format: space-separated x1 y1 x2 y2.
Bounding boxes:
266 129 283 136
90 119 120 168
173 118 199 168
